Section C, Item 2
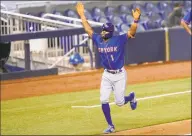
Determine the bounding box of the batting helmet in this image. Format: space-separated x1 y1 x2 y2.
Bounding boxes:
102 22 114 39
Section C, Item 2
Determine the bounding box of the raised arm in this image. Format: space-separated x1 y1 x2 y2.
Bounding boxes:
127 8 141 38
76 2 94 38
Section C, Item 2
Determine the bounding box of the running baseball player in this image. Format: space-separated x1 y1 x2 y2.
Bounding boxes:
181 9 192 35
76 2 141 134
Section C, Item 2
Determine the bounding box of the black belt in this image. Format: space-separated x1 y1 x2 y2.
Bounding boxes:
106 69 122 74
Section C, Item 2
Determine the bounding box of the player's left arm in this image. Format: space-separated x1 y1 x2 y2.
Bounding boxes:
127 8 141 38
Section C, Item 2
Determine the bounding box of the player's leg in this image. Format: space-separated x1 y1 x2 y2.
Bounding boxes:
100 73 115 133
113 70 127 106
113 70 137 109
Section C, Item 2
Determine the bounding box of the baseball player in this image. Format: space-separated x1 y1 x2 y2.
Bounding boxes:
76 2 141 134
181 9 192 35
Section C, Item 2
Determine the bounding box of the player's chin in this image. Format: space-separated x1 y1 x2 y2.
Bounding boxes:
101 34 105 38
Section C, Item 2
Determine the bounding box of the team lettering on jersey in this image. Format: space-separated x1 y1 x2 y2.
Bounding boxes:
98 47 118 53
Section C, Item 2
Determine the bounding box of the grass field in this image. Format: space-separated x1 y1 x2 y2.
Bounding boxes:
1 77 191 135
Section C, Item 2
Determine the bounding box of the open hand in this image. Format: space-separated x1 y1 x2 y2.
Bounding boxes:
132 8 141 21
76 2 85 16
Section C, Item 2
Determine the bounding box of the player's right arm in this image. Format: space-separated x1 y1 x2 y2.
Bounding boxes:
76 2 94 38
180 10 191 35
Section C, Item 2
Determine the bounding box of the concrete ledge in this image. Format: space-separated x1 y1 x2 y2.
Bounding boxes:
0 68 58 81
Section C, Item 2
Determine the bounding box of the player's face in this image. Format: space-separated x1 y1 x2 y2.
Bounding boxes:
101 30 109 38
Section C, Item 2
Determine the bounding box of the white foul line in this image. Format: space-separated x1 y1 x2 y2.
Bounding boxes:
71 90 191 109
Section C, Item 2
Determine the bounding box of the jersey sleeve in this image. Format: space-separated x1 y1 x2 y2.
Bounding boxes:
92 33 100 42
182 10 192 25
119 33 129 43
92 33 101 47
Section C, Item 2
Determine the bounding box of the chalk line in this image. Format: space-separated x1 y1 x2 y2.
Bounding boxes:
71 90 191 109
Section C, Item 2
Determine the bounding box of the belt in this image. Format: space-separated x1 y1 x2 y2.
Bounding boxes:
106 69 123 74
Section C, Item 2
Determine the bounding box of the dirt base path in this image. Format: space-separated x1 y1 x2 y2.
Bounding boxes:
110 119 191 135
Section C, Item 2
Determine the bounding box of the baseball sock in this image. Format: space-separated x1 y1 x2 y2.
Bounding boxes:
102 103 114 127
124 94 133 104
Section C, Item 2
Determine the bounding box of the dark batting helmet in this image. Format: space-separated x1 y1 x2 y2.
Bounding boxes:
102 22 114 39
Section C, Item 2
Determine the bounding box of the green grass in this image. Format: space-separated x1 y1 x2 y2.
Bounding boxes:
1 77 191 135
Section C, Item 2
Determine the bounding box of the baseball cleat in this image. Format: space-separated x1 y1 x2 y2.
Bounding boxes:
103 125 115 134
129 92 137 110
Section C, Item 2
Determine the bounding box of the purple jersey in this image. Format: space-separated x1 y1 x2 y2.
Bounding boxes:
182 9 192 25
92 33 128 70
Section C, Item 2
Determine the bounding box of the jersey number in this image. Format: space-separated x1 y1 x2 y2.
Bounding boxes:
110 55 114 61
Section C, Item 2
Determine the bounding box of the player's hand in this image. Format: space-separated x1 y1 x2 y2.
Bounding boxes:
132 8 141 21
76 2 85 17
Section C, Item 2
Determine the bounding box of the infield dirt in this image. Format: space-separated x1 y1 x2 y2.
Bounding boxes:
1 61 191 100
109 119 191 135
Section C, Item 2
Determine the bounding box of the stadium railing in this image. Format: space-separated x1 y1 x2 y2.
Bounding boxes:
0 10 103 70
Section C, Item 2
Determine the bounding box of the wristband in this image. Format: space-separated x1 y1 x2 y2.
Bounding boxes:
134 20 139 23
